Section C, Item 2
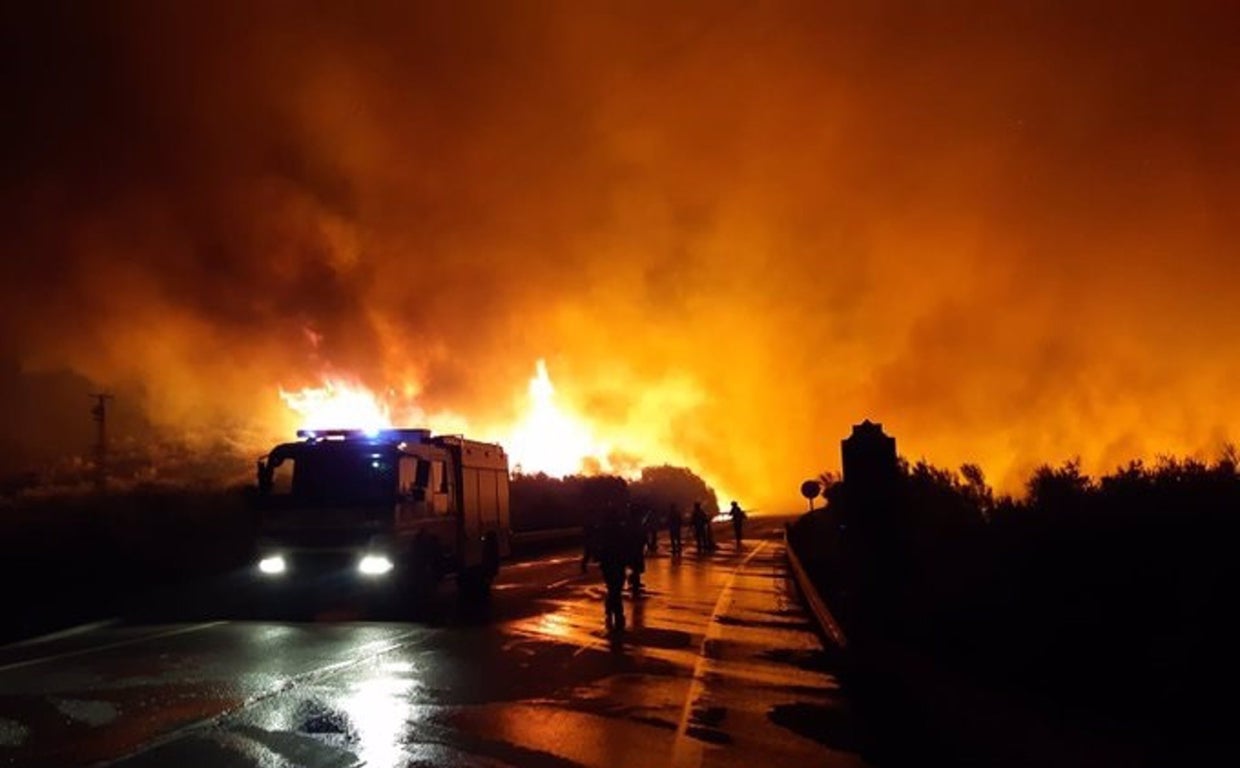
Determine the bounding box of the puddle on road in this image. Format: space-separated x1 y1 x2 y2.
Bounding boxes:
563 671 685 734
702 639 724 660
52 698 119 727
686 703 732 744
620 627 693 651
296 699 355 737
232 661 427 767
690 704 726 727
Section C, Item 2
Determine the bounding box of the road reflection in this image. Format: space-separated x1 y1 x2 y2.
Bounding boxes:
339 661 420 768
252 657 424 768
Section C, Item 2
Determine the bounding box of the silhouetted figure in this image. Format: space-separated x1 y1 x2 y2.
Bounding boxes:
667 503 683 555
627 506 647 595
644 506 660 554
728 500 747 548
691 501 709 553
592 509 629 633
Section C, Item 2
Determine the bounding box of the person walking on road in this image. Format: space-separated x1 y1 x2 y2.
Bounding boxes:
589 508 630 633
691 501 709 554
728 500 747 548
627 505 647 596
644 505 661 555
667 503 683 556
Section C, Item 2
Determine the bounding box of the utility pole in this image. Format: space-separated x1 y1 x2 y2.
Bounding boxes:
90 393 114 492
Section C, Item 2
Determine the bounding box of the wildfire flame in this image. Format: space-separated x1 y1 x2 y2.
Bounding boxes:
277 360 621 478
502 360 613 477
279 379 394 433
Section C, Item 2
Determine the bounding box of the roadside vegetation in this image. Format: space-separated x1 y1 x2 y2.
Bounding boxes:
790 451 1240 762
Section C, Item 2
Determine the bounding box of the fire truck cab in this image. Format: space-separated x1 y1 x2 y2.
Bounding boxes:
253 428 510 600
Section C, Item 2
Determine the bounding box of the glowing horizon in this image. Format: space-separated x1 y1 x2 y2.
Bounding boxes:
4 4 1239 510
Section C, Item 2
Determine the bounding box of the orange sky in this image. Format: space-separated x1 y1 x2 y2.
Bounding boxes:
2 2 1239 506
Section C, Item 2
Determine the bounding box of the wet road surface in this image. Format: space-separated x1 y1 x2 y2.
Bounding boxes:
0 519 865 767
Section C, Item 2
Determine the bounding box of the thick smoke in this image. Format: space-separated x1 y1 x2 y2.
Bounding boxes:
2 2 1239 501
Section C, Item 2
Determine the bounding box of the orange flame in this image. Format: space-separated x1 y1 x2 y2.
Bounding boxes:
277 360 621 478
279 379 394 433
502 359 615 477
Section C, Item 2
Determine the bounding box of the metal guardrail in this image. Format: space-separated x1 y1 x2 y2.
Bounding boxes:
783 525 848 649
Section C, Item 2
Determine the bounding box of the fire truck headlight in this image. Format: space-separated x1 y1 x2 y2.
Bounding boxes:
358 554 394 576
258 555 286 575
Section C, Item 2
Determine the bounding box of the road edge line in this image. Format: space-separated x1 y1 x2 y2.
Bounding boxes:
669 539 769 768
0 618 121 652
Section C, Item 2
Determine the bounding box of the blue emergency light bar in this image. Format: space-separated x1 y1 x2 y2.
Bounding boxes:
297 428 432 443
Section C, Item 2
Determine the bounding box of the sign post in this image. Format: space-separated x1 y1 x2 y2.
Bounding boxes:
800 479 822 512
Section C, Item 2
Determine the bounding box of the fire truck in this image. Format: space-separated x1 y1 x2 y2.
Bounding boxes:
252 428 510 600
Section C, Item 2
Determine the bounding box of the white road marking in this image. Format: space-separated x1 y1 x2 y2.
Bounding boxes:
0 618 120 651
670 540 770 768
0 621 227 675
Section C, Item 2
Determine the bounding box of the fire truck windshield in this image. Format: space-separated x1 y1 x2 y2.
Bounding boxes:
273 446 398 505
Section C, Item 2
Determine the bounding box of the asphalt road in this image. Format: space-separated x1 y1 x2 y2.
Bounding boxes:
0 518 865 768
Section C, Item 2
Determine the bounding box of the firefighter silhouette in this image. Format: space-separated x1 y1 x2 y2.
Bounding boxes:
644 505 660 554
729 500 747 547
666 503 683 556
590 507 630 633
691 501 710 553
627 505 647 595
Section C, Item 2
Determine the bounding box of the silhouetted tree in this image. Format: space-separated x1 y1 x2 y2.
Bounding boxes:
1025 458 1091 513
959 462 994 519
510 472 629 530
816 470 840 499
630 465 718 517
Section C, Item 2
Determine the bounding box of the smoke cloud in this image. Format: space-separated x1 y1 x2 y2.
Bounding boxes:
3 2 1239 502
